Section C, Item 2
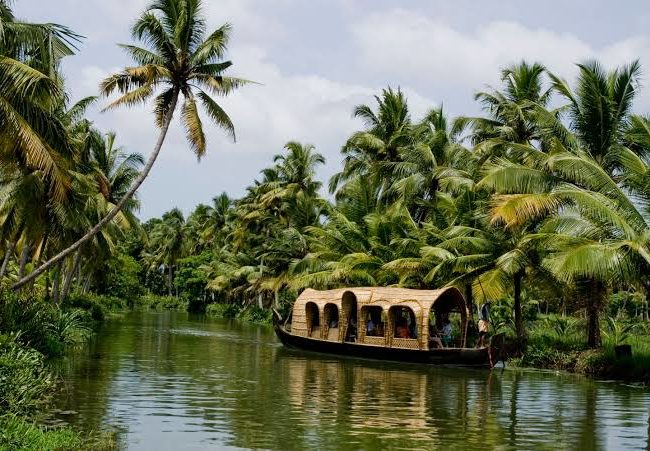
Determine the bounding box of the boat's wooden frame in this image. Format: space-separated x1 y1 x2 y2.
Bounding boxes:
273 287 504 368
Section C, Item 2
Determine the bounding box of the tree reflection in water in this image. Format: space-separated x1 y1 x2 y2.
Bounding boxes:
50 313 650 450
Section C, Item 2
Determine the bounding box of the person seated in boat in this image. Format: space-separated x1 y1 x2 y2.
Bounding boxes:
476 301 491 348
366 316 376 336
347 316 357 341
441 316 453 347
395 319 411 339
429 330 443 348
406 313 417 339
428 316 442 348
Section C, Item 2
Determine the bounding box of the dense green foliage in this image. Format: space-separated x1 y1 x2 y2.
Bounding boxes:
125 65 650 356
0 294 116 449
0 0 247 294
1 0 650 424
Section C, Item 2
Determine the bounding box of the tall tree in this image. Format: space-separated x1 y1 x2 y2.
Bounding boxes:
12 0 250 289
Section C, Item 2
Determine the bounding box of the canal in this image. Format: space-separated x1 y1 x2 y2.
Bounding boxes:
51 312 650 450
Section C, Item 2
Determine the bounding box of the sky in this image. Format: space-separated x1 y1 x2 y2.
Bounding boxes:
16 0 650 219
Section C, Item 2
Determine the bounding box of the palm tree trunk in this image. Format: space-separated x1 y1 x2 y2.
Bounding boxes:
464 283 475 321
61 248 82 301
29 234 47 291
464 283 477 340
12 89 180 290
52 261 62 304
586 279 604 348
513 271 526 346
18 242 30 279
644 283 650 322
0 239 17 279
167 265 173 297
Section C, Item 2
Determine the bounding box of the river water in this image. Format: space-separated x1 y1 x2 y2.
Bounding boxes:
50 312 650 450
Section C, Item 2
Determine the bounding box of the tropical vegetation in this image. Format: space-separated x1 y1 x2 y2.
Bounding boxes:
3 5 650 448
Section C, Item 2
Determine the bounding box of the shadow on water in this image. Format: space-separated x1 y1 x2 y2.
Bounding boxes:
50 312 650 450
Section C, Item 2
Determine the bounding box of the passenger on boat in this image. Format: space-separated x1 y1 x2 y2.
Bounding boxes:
441 317 453 347
429 332 443 348
428 316 443 348
476 302 491 348
395 319 411 339
406 314 417 338
347 316 357 342
366 316 376 336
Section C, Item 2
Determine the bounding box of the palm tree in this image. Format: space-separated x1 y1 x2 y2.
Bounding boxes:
480 61 650 347
201 192 233 247
454 61 551 156
58 131 145 301
149 208 186 296
390 106 476 225
330 87 412 205
0 1 81 204
0 0 81 76
13 0 250 289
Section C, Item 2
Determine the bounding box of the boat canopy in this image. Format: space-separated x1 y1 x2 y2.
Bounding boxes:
290 287 469 349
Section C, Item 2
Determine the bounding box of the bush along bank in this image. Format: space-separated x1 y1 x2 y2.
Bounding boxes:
206 303 273 325
0 295 116 450
505 314 650 384
64 292 189 320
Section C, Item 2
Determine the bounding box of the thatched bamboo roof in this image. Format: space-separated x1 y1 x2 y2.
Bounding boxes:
294 286 467 316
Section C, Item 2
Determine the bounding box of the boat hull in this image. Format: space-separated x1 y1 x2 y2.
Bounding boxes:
274 323 495 368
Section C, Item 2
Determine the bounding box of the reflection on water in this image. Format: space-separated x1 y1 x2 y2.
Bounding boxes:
51 312 650 450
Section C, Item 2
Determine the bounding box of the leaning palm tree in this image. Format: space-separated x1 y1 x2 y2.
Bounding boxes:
13 0 250 289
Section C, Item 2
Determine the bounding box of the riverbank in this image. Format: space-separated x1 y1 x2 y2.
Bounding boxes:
505 315 650 384
0 295 116 450
205 303 273 325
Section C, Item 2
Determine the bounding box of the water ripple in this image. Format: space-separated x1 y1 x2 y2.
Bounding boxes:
50 312 650 450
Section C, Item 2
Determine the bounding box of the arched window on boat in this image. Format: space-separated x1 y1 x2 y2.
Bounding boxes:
360 305 386 345
305 301 320 338
428 288 468 349
341 291 358 342
323 303 340 341
389 306 418 340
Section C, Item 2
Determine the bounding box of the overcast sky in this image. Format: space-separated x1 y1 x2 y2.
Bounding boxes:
16 0 650 219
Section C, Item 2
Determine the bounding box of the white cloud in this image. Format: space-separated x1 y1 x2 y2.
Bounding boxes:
79 42 412 218
352 10 592 88
351 8 650 112
21 1 650 218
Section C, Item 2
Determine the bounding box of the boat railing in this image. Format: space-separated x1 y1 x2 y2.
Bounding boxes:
363 335 387 346
390 337 421 350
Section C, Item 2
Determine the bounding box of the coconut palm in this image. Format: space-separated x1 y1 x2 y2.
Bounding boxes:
480 95 650 347
390 106 477 225
0 1 81 204
330 87 413 205
0 0 80 76
149 208 186 296
13 0 250 289
454 61 551 156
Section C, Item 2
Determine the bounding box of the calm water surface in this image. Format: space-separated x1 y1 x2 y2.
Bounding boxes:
50 312 650 450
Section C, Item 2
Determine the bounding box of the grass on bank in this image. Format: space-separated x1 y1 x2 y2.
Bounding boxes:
206 303 273 324
508 314 650 382
0 414 116 451
0 295 116 450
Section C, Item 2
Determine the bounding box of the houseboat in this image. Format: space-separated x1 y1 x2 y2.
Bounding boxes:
273 287 504 368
